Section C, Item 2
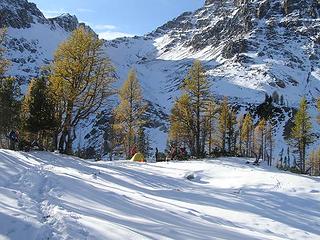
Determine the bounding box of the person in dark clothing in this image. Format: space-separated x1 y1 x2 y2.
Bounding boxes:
180 147 187 160
171 146 177 160
8 130 19 150
155 148 159 162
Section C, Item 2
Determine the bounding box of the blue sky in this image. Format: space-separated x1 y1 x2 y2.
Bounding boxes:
31 0 203 40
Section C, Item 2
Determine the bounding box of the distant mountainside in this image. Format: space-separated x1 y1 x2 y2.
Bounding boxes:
104 0 320 152
106 0 320 105
0 0 93 82
1 0 320 153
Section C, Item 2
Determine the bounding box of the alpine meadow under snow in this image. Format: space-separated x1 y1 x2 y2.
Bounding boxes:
1 0 320 239
0 150 320 240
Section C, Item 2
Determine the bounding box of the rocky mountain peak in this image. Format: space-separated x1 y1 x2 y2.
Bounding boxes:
49 13 79 32
0 0 47 28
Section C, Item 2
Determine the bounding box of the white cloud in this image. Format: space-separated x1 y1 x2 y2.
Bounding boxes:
41 9 66 18
98 31 135 40
94 24 117 30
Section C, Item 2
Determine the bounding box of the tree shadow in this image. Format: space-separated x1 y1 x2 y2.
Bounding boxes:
2 151 320 239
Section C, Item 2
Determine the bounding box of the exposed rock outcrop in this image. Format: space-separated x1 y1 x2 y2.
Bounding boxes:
0 0 47 28
49 14 78 32
222 39 247 59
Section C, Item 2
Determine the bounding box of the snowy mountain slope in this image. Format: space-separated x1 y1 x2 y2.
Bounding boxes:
103 0 320 152
0 0 90 83
105 0 320 106
0 149 320 239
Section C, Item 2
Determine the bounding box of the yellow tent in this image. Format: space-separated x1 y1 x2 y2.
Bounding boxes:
131 152 145 162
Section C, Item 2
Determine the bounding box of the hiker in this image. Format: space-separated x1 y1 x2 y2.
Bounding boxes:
180 147 187 160
155 147 159 162
170 145 177 160
130 146 137 158
8 130 19 150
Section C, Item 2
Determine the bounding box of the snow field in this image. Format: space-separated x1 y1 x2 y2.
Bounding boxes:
0 150 320 240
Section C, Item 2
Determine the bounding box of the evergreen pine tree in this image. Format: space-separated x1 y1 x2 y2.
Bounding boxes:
227 109 237 154
241 113 253 157
0 29 21 148
238 115 244 156
181 60 211 158
0 29 10 77
290 97 314 173
254 118 266 162
0 77 20 147
114 69 146 159
22 76 57 148
218 97 229 153
169 94 195 153
137 126 150 157
204 100 217 155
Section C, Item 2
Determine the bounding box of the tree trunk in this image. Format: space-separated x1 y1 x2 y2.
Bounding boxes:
196 105 200 158
52 130 59 151
64 101 74 155
269 135 273 166
208 122 212 155
59 130 67 153
65 128 73 155
239 132 242 156
58 100 73 154
302 140 306 173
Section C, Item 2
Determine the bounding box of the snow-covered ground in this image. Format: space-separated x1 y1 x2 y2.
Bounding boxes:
0 150 319 240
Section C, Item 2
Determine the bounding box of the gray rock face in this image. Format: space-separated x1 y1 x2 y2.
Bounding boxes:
150 0 319 61
0 0 94 32
257 0 270 18
222 39 247 59
49 14 78 32
283 0 319 16
0 0 47 28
